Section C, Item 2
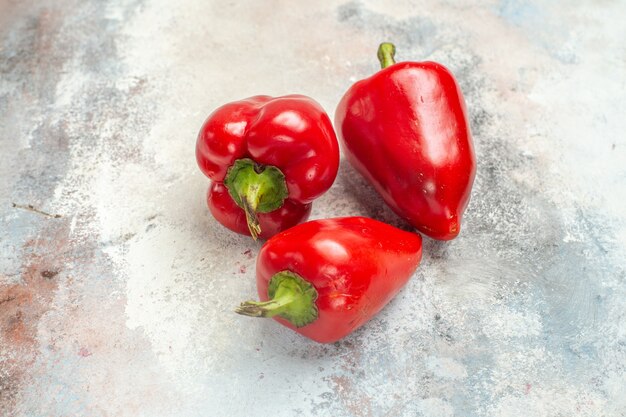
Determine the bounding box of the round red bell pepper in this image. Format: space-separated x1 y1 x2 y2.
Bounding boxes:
196 95 339 239
235 217 423 343
335 43 476 240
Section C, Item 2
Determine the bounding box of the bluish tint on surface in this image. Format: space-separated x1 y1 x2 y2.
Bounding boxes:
1 1 625 416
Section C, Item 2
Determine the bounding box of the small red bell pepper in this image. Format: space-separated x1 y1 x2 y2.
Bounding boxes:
196 95 339 239
335 43 476 240
235 217 422 343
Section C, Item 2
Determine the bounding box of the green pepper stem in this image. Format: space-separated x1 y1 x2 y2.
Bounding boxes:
223 158 288 240
235 271 318 328
235 295 294 318
377 42 396 69
240 196 261 240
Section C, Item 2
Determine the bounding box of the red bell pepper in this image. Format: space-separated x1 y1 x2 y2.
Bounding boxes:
335 43 476 240
235 217 423 343
196 95 339 239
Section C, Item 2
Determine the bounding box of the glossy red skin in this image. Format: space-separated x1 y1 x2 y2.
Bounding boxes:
256 217 422 343
207 183 312 240
197 95 339 202
335 62 476 240
197 95 338 238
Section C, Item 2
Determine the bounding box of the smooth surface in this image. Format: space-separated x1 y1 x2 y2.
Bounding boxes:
196 95 339 202
336 60 476 240
256 217 422 343
1 1 625 416
197 94 339 238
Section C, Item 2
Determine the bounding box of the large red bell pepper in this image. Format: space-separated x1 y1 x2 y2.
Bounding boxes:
197 95 339 239
335 43 476 240
235 217 422 343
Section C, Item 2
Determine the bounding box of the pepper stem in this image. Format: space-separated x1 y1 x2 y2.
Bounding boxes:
377 42 396 69
223 158 288 240
236 271 318 328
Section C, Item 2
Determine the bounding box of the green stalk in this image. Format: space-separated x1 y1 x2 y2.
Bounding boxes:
223 158 288 240
377 42 397 69
236 271 318 328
